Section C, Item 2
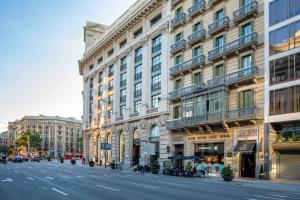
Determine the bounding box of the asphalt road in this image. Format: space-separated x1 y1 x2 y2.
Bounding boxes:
0 161 299 200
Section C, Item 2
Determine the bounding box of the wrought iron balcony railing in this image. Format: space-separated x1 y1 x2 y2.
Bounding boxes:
208 0 222 6
207 66 260 87
166 106 261 129
147 107 158 114
170 39 186 54
170 55 205 76
169 82 206 100
208 16 229 35
171 0 183 8
188 29 206 45
130 112 139 118
171 13 186 29
208 32 257 62
188 0 205 18
233 1 258 23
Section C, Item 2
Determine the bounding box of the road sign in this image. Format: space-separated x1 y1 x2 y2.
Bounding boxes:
101 143 112 150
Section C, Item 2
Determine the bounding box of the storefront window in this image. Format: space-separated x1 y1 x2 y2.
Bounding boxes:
194 142 224 174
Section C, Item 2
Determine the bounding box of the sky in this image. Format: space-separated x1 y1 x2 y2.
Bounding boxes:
0 0 136 132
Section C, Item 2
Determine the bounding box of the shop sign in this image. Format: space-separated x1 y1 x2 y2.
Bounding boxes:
142 142 156 156
236 128 258 138
187 133 231 141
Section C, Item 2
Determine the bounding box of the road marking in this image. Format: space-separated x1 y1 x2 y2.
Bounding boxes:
45 177 54 180
14 171 18 174
27 177 35 181
244 198 258 200
253 195 283 200
157 181 188 187
103 175 112 177
51 188 68 196
60 175 71 179
269 194 287 198
96 185 120 192
130 182 158 189
1 178 13 182
77 175 86 178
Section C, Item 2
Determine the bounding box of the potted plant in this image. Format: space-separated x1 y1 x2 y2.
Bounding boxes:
89 160 95 167
144 165 150 172
221 166 234 182
185 161 193 177
60 157 64 163
70 158 76 165
151 160 160 174
163 160 172 175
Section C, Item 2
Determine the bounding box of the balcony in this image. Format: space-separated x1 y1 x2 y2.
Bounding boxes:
151 82 161 92
171 0 183 8
170 55 205 77
152 44 161 54
166 106 261 129
208 16 229 35
188 29 206 46
208 0 222 7
188 0 205 18
152 63 161 73
120 80 126 87
116 116 124 121
135 55 142 64
134 72 142 80
208 32 258 62
169 82 206 101
147 107 158 114
130 112 139 118
134 89 142 98
207 66 260 87
170 39 186 54
233 1 258 24
171 13 186 29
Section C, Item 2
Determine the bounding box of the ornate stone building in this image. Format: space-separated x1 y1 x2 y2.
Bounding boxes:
9 115 82 157
79 0 171 168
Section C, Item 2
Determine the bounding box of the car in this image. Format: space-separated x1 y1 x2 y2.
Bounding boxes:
21 156 29 161
12 156 23 163
31 157 40 162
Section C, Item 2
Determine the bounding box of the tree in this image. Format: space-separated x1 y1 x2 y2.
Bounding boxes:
0 145 9 154
15 131 42 150
76 137 83 153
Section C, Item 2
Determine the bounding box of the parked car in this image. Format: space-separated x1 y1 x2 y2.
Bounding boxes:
31 157 40 162
21 156 29 161
12 156 23 163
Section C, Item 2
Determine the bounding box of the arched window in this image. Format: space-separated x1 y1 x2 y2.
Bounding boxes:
150 126 159 138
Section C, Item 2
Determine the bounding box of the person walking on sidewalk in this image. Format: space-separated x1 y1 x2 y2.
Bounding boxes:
140 165 144 175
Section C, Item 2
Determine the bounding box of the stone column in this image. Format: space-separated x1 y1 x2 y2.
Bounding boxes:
141 41 151 114
125 52 133 117
123 126 132 169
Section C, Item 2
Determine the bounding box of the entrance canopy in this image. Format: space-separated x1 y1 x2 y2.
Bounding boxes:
168 155 203 160
234 140 256 153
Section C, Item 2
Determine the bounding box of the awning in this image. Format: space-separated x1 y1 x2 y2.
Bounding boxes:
234 140 256 153
167 155 203 160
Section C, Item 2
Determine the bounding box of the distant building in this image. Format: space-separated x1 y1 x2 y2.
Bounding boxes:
9 115 82 157
0 131 8 147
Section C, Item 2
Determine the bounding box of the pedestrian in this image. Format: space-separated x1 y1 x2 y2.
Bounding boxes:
95 156 98 164
58 156 60 163
82 157 85 165
140 165 144 175
99 159 102 166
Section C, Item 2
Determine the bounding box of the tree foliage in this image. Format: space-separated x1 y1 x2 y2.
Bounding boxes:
15 131 42 150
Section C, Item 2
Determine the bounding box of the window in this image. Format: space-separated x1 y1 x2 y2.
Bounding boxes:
152 55 161 72
269 0 300 26
97 57 103 64
151 94 161 108
174 106 181 119
269 20 300 55
107 48 114 57
119 39 127 49
134 28 143 38
120 89 126 98
215 9 224 20
98 85 103 96
107 109 113 119
120 73 126 82
108 65 114 76
195 95 206 116
175 7 183 16
238 90 254 108
108 80 113 90
193 22 202 32
108 95 113 104
174 79 182 90
120 105 125 116
209 91 223 113
175 32 183 42
151 13 162 26
183 99 193 117
134 82 142 97
193 46 202 57
152 74 161 85
135 64 142 80
152 35 161 53
150 126 160 138
241 55 252 69
98 72 103 83
135 47 142 63
241 0 254 6
215 35 224 47
193 72 202 84
89 64 93 71
89 77 94 89
121 57 127 70
214 64 225 78
134 100 141 113
241 23 252 36
175 55 183 65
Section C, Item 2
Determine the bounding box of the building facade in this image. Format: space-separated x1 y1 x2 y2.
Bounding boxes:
264 0 300 180
0 131 8 147
79 0 170 168
9 115 82 157
166 0 265 178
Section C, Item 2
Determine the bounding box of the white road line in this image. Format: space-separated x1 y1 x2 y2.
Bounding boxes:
1 178 13 182
244 198 258 200
157 181 188 187
130 182 158 189
14 171 18 174
103 175 112 177
253 195 284 200
45 177 54 180
60 175 71 179
269 194 287 198
77 175 86 178
51 188 68 196
96 185 120 192
27 177 35 181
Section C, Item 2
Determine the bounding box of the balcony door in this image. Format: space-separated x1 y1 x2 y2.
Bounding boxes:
238 90 254 116
241 23 253 43
240 54 252 77
215 9 224 20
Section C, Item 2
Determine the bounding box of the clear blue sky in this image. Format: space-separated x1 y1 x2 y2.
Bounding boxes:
0 0 136 132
